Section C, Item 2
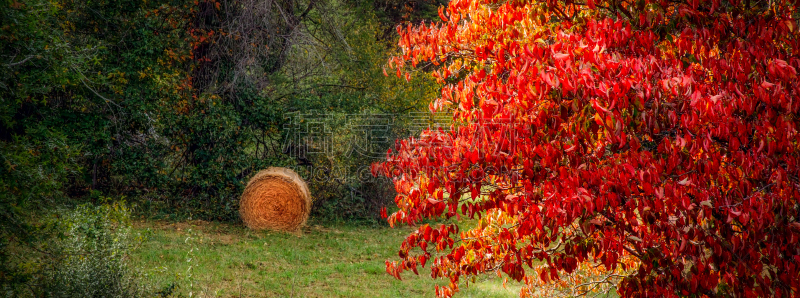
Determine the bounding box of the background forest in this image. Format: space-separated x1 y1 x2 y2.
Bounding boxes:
1 0 446 295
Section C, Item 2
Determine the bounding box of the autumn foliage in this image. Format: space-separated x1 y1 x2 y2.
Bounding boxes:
373 0 800 296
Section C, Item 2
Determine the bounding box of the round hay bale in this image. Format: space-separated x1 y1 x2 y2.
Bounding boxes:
239 167 311 232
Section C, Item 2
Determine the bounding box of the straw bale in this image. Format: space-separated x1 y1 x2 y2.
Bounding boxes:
239 167 311 232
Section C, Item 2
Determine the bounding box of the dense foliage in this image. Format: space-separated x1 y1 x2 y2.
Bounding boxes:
375 0 800 296
1 201 150 297
1 0 181 288
0 0 435 221
34 203 150 298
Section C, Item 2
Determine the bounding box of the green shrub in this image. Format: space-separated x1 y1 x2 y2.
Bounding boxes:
30 203 151 298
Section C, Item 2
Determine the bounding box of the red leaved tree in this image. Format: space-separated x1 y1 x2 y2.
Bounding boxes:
373 0 800 296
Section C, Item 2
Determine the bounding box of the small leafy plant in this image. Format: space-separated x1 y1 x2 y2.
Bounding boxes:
32 202 151 298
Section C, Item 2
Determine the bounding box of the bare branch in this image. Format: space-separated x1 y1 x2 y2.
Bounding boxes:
5 55 34 67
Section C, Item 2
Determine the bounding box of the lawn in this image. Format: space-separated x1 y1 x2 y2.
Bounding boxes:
131 220 521 297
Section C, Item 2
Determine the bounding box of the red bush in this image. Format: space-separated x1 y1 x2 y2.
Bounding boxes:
374 0 800 296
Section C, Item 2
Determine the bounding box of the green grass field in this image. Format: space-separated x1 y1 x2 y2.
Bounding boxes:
131 220 521 297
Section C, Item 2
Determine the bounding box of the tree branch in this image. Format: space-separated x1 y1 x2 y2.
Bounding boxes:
5 55 34 67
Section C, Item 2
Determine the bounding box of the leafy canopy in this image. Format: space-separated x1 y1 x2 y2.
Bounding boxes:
374 0 800 296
